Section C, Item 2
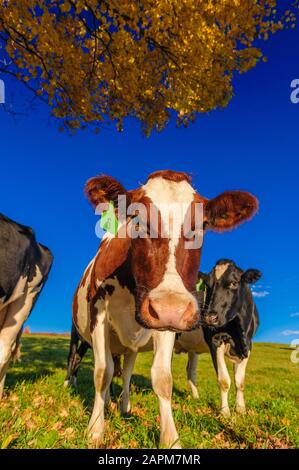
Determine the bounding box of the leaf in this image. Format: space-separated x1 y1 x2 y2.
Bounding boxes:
1 434 18 449
281 418 291 426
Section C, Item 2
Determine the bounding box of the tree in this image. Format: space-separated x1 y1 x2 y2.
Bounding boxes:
0 1 297 134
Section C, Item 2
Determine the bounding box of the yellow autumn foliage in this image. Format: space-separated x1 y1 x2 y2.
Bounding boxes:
0 1 297 134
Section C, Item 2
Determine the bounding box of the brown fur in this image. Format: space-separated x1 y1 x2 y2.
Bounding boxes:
82 264 93 288
89 237 131 331
174 196 207 292
205 191 259 232
95 367 111 391
72 285 80 327
85 175 127 208
131 237 169 291
153 369 173 400
147 170 192 184
89 286 106 332
175 236 202 292
91 238 131 294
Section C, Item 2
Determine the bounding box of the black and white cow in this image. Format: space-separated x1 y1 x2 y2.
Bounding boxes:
0 214 53 398
177 259 261 415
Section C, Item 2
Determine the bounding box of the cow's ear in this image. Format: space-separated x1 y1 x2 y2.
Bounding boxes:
85 175 127 209
241 269 262 284
204 191 258 232
198 271 208 281
198 271 214 288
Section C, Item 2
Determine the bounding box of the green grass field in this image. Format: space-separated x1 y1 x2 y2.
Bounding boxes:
0 335 298 449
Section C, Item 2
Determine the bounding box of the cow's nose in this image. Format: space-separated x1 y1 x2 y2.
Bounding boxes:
141 293 198 331
149 298 188 320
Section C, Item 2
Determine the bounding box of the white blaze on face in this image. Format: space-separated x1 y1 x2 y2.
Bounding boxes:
143 177 197 306
215 263 230 280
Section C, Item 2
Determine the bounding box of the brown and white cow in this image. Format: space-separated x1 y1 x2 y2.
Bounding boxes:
73 170 258 448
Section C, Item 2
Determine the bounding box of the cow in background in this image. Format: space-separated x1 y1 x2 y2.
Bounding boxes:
0 214 53 398
70 169 258 448
177 259 261 415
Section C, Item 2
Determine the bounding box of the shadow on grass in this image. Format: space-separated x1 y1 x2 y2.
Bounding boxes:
7 336 202 411
74 371 186 412
5 337 72 389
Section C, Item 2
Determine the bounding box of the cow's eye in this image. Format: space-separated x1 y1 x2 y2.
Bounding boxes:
229 281 239 289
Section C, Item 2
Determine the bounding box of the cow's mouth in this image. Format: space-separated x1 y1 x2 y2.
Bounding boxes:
135 315 197 333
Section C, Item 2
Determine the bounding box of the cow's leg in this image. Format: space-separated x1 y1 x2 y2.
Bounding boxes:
151 331 180 449
121 351 137 415
88 315 114 446
64 324 80 387
64 325 90 388
234 353 250 414
186 352 199 399
0 306 8 399
0 361 9 400
216 344 231 417
105 355 123 409
0 288 39 400
104 386 111 408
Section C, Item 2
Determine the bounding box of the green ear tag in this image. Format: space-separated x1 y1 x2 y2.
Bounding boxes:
196 278 205 292
100 201 119 236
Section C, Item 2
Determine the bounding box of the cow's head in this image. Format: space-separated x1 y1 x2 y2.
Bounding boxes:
200 259 262 328
85 170 258 331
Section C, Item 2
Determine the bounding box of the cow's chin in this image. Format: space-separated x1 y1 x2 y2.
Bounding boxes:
136 297 199 332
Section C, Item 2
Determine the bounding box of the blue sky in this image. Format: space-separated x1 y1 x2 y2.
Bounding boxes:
0 21 298 343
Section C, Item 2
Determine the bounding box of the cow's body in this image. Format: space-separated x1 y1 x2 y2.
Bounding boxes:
74 249 152 353
0 214 53 398
182 259 261 415
175 312 259 415
72 170 258 448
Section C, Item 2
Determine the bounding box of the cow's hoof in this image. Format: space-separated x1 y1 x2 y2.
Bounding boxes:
170 441 182 449
220 407 231 417
160 437 181 449
87 431 104 449
236 405 246 415
121 401 131 415
192 390 199 400
64 377 77 388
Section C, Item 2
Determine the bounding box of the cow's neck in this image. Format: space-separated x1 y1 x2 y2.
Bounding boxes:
104 262 151 352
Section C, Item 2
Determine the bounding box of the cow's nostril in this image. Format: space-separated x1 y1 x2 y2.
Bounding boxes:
140 295 198 331
148 302 160 320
